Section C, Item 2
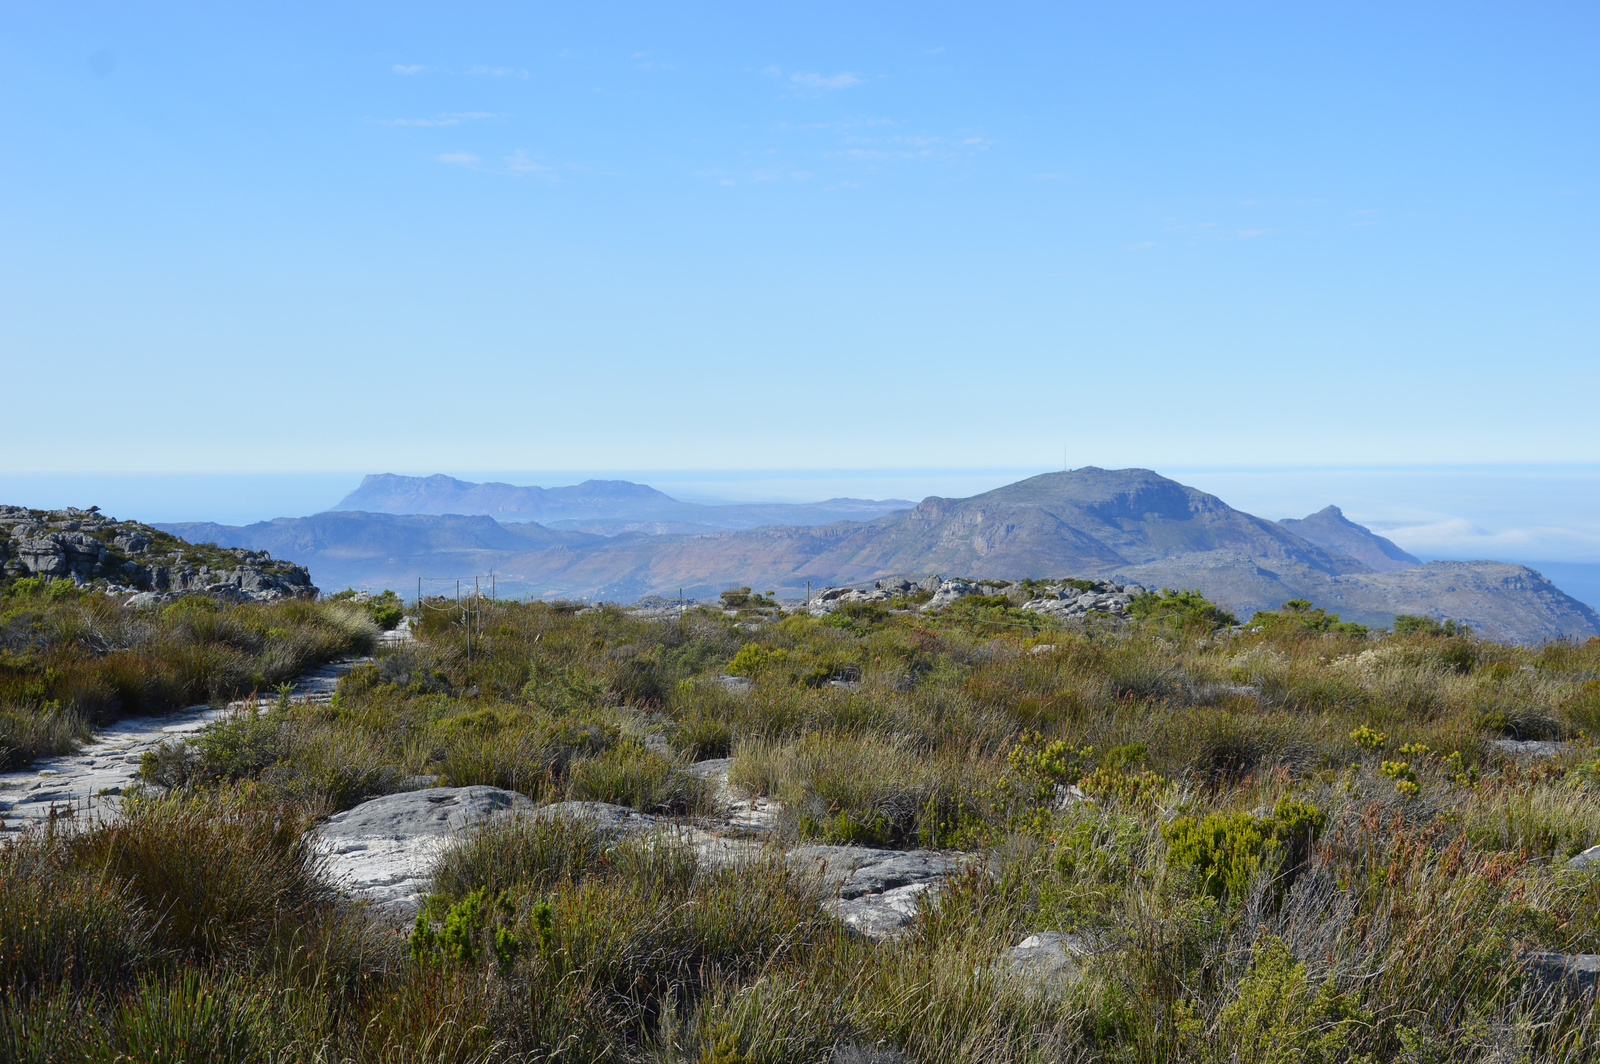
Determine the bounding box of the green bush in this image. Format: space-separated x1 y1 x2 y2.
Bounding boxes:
411 888 523 971
327 587 405 630
1393 613 1469 637
1213 936 1370 1064
1127 588 1239 628
1249 599 1367 637
1163 799 1325 901
67 793 327 959
139 707 281 789
432 813 609 901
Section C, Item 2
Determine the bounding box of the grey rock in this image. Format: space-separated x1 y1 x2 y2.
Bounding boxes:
1053 783 1093 810
1566 844 1600 871
1 505 316 602
998 931 1099 989
113 531 151 554
689 758 781 832
318 785 536 842
923 579 977 610
532 800 662 835
1488 739 1572 758
918 574 942 593
714 675 753 694
314 786 538 919
687 757 733 779
789 845 967 938
1523 952 1600 994
832 1046 916 1064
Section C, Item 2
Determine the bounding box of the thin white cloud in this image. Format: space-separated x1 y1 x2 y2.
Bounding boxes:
373 113 499 127
790 117 895 131
468 65 529 78
789 71 863 91
392 64 429 75
632 51 673 71
506 150 551 175
437 152 480 166
825 131 987 162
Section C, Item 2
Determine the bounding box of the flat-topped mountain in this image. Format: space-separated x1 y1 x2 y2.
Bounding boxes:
337 473 914 534
339 474 678 522
159 468 1600 643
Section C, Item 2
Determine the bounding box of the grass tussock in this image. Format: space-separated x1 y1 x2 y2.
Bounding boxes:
0 581 375 769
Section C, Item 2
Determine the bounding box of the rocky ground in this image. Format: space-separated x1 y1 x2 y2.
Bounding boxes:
315 756 968 940
630 575 1151 623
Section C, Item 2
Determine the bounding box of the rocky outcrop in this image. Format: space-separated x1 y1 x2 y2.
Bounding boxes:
310 754 963 938
0 504 315 603
797 575 1149 623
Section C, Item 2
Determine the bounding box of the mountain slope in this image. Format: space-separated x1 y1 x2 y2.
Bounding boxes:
1279 505 1419 572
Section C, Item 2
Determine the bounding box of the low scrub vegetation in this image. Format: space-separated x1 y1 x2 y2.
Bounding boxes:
0 580 376 769
6 587 1600 1060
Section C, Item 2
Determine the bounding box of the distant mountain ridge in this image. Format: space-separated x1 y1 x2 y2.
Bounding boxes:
1279 505 1420 572
160 468 1600 644
336 473 914 533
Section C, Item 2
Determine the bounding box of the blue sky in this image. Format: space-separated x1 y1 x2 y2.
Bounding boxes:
2 3 1597 559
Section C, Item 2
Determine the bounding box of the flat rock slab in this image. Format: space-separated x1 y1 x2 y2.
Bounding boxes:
532 800 661 835
999 931 1099 990
1567 844 1600 871
1524 952 1600 994
688 758 781 832
315 788 960 938
1488 739 1574 758
789 845 967 938
531 798 768 867
315 785 536 919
